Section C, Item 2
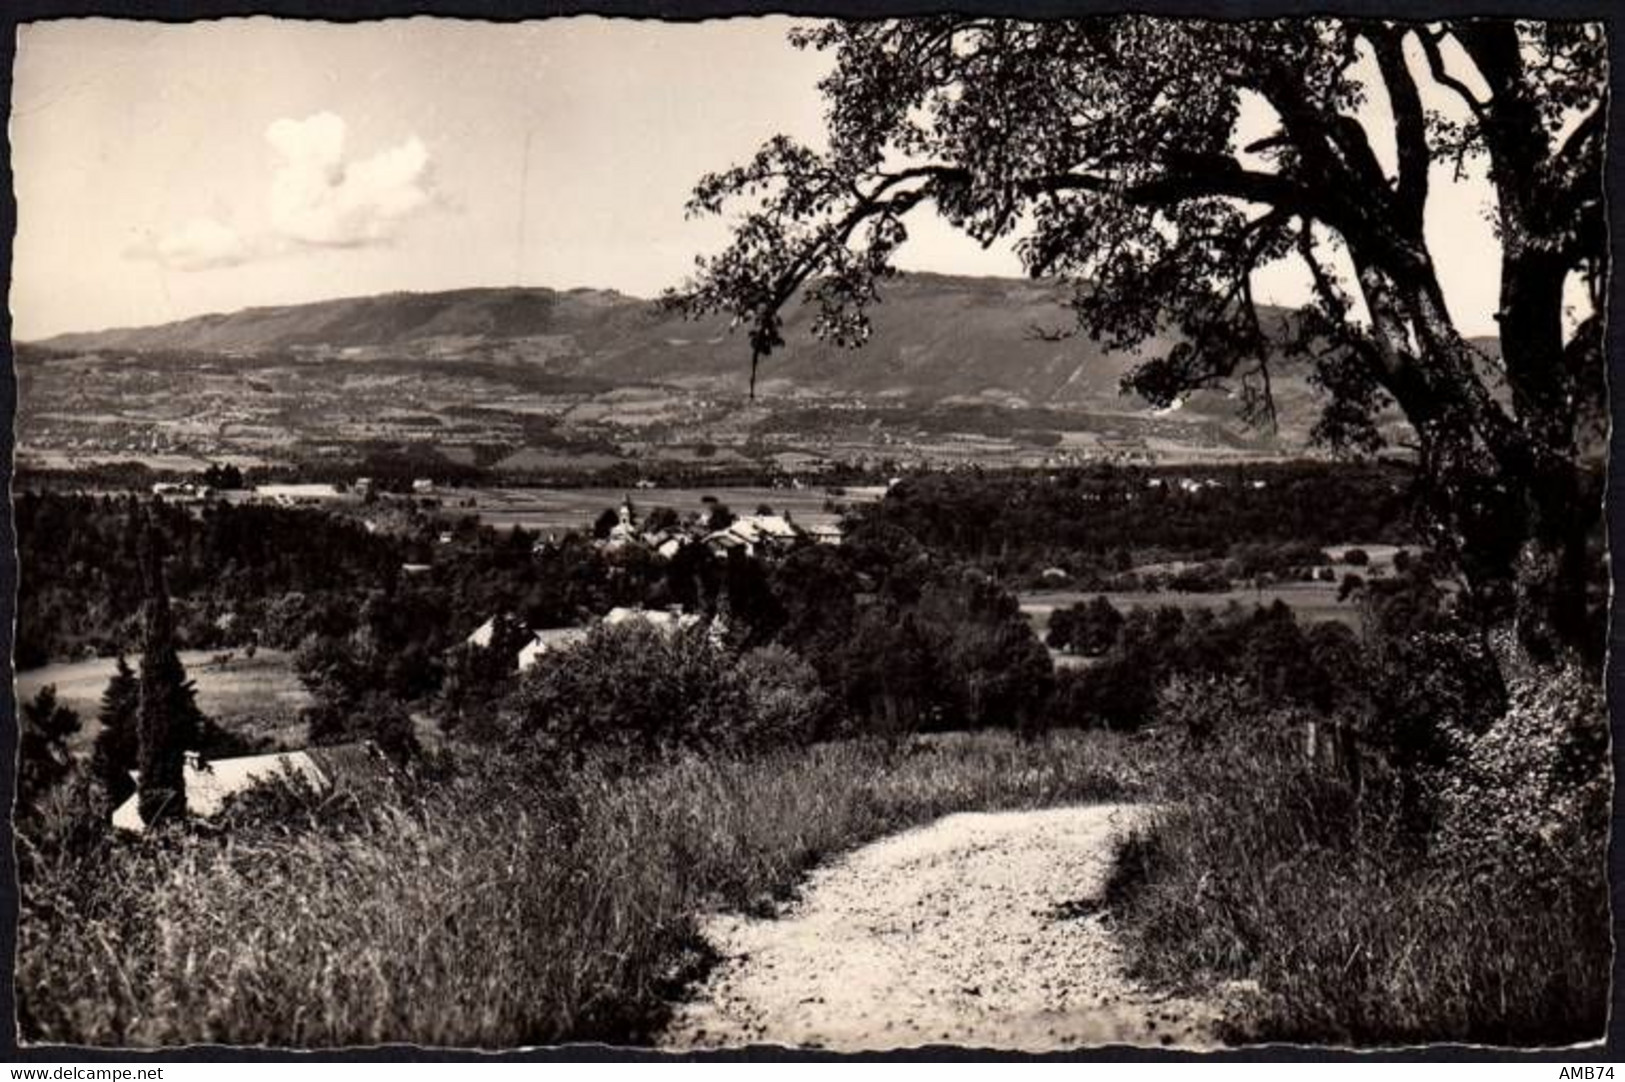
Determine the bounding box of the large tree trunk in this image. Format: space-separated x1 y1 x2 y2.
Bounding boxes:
1494 219 1601 666
1511 460 1598 666
1353 254 1600 669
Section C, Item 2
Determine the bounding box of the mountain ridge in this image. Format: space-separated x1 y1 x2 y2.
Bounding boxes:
26 274 1493 443
27 274 1251 413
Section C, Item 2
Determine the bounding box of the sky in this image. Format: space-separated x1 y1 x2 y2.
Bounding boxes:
10 17 1511 341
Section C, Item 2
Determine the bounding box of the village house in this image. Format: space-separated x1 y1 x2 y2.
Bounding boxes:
517 626 593 670
583 495 832 560
151 481 214 504
703 512 803 558
518 606 707 670
649 530 691 560
254 482 346 506
110 743 387 834
807 521 844 546
465 605 709 674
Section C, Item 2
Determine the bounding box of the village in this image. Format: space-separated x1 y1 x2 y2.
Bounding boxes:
37 478 857 844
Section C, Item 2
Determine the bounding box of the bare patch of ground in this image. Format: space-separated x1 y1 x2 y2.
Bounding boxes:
661 804 1223 1052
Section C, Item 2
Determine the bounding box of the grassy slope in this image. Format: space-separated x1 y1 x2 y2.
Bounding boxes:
18 731 1143 1048
1102 732 1610 1047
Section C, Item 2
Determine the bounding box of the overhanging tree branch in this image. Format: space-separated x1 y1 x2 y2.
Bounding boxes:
1363 24 1430 231
1418 29 1489 126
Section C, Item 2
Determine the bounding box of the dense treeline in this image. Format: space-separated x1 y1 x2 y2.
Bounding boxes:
862 462 1417 582
1046 555 1497 764
14 494 418 668
13 455 891 495
18 490 1053 753
16 493 674 670
306 517 1055 757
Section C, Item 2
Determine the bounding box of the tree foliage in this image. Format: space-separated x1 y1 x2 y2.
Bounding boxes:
135 520 203 826
17 686 81 817
1048 595 1126 656
670 16 1606 661
499 623 826 768
14 492 413 666
90 656 140 804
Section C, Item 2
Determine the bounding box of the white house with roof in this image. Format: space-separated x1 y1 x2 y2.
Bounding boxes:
806 521 844 546
110 744 384 833
516 627 590 671
517 608 702 670
603 605 701 634
465 606 707 673
255 483 345 506
465 615 510 648
151 481 214 503
704 513 803 558
652 532 690 559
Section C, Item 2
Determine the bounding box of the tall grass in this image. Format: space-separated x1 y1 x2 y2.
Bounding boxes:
1105 704 1610 1047
18 730 1139 1048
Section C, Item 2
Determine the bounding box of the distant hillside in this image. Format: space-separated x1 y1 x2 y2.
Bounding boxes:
39 276 1156 405
32 274 1456 437
40 286 645 356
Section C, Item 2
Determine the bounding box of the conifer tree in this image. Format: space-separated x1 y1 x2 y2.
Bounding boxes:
136 518 201 826
90 655 140 804
17 685 81 816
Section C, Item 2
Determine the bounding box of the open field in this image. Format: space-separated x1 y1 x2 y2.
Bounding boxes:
16 649 313 753
457 485 886 535
1019 582 1362 634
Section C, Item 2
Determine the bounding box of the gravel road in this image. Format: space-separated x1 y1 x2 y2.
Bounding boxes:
661 804 1223 1052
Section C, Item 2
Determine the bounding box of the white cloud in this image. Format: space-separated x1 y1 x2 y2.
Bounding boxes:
267 112 433 248
131 112 435 271
128 216 256 271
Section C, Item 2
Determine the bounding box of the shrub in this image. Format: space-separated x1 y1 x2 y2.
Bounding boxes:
502 622 741 767
732 643 833 749
1153 673 1280 749
18 686 81 817
1108 672 1609 1046
1364 625 1506 827
1435 663 1609 888
500 623 838 767
15 769 109 879
1047 595 1124 656
771 551 1052 737
1169 562 1231 593
1060 602 1354 732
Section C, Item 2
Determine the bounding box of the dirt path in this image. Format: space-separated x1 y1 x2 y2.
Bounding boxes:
661 804 1224 1052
